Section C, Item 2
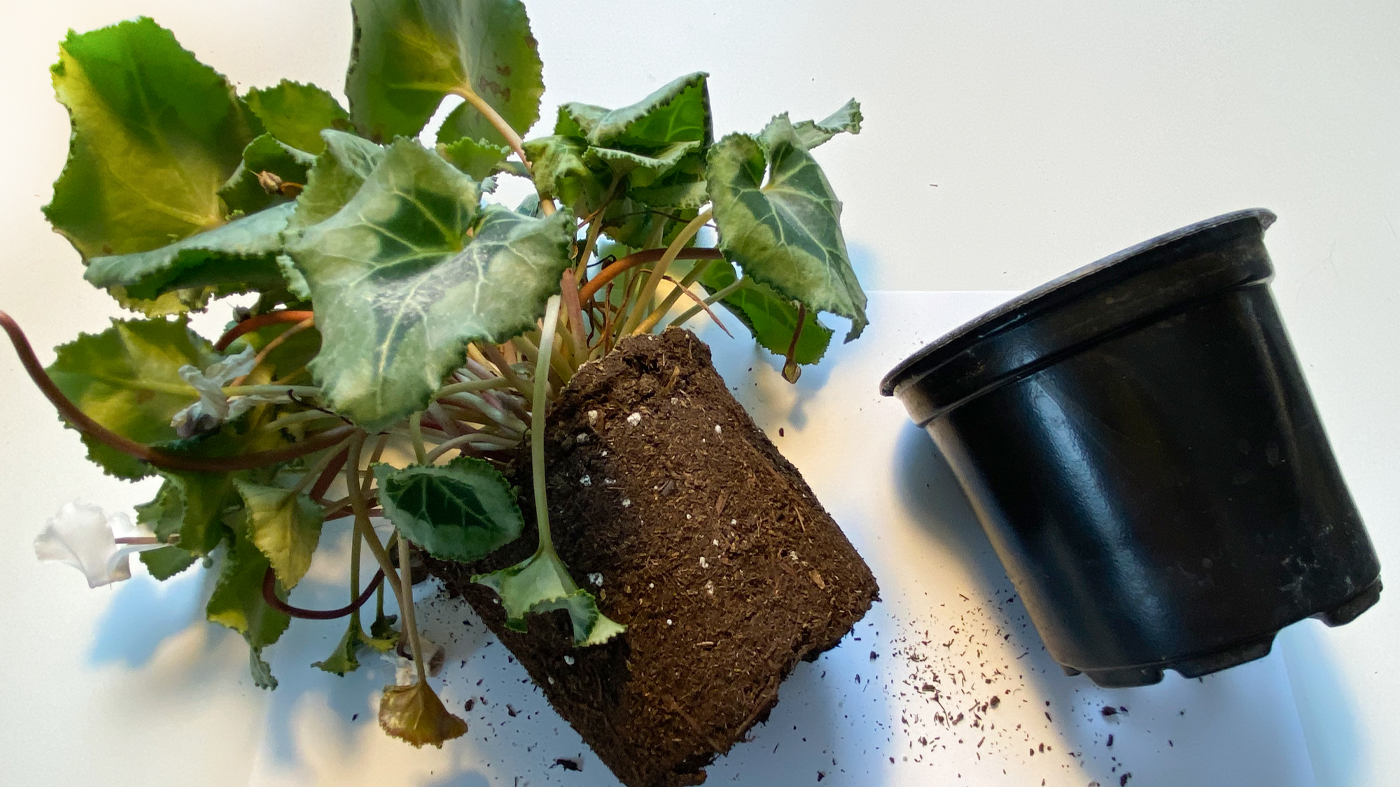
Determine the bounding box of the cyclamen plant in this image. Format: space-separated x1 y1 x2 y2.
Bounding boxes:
5 0 866 748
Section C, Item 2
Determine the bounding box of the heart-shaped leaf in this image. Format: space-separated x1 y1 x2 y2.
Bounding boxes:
286 139 573 429
789 98 863 150
346 0 543 145
520 135 606 211
288 130 388 232
375 457 524 563
707 115 867 340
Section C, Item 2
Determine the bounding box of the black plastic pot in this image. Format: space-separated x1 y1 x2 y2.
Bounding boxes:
881 209 1382 688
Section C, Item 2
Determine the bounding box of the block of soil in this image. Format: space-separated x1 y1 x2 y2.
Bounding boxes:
431 328 878 787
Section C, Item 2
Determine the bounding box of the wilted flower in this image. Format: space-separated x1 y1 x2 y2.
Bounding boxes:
383 636 447 686
170 346 259 438
34 502 163 588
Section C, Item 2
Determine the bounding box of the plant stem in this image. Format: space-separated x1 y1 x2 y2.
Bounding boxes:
223 384 323 398
633 259 716 335
425 433 507 463
782 304 808 383
345 432 405 618
435 378 510 398
262 410 344 434
620 209 713 337
577 248 723 304
292 437 353 495
666 277 750 330
449 85 555 217
229 316 316 388
531 296 562 554
309 447 350 502
398 534 428 685
261 565 384 620
0 314 354 472
215 310 315 351
479 343 534 408
635 273 733 337
574 213 606 283
349 516 363 629
409 413 428 464
559 269 587 362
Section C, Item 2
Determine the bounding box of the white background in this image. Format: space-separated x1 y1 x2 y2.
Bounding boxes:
0 2 1396 786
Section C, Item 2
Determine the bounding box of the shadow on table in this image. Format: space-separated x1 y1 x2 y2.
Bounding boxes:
88 563 209 667
890 422 1361 787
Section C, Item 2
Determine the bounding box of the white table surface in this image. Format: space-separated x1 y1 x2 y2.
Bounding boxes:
1 2 1396 786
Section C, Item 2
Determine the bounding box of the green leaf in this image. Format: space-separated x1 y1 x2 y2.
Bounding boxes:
156 470 240 557
44 17 259 260
788 98 863 150
707 117 867 340
473 549 625 647
83 203 295 305
314 624 364 675
288 131 387 232
346 0 543 146
437 137 510 181
586 140 702 188
379 681 468 748
218 135 317 216
370 610 400 644
139 546 198 580
375 457 523 563
313 622 370 676
558 72 712 149
134 478 198 580
245 81 351 154
207 528 291 688
234 479 325 589
520 135 605 210
600 199 698 250
629 174 710 211
699 258 833 366
286 140 574 429
46 319 216 479
249 647 279 690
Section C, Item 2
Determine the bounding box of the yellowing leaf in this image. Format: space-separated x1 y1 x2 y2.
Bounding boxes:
44 17 258 261
379 681 468 747
235 479 326 589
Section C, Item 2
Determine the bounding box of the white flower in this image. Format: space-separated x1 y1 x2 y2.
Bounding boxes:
170 346 260 438
34 502 162 588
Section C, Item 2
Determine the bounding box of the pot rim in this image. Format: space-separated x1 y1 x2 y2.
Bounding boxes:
879 208 1277 398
